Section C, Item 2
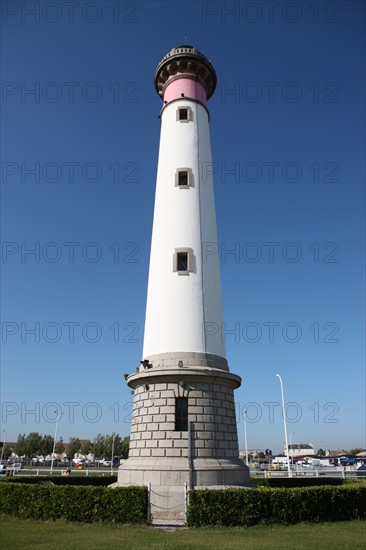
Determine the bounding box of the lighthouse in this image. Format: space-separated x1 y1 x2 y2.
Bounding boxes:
117 46 250 519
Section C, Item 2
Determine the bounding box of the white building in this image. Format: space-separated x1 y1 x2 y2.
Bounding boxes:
286 443 316 457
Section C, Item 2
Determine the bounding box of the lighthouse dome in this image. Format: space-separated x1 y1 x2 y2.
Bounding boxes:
154 45 217 100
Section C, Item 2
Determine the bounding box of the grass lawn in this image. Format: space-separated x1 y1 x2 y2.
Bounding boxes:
1 518 365 549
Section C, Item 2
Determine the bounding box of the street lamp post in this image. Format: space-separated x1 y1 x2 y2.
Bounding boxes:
243 409 249 466
290 432 295 466
0 430 6 465
50 410 63 475
276 374 291 477
111 433 116 476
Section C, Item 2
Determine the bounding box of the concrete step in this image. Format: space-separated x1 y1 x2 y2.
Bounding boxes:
151 516 186 527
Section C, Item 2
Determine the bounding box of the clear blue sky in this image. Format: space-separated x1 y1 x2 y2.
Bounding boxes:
1 1 365 454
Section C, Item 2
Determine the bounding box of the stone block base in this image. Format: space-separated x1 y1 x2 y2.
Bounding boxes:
113 457 250 524
116 456 250 487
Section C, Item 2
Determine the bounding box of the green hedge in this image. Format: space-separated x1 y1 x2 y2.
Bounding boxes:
0 483 147 523
252 477 344 488
0 476 117 486
187 486 366 527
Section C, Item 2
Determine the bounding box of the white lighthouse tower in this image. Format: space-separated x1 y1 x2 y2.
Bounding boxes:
117 46 250 520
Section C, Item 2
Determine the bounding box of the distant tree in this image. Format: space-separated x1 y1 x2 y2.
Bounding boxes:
115 435 123 456
66 438 81 460
90 434 130 460
80 440 91 456
120 436 130 459
349 448 364 456
92 434 106 458
14 434 27 457
55 438 65 455
103 434 129 459
1 443 12 460
40 434 54 456
25 432 43 457
317 448 326 456
104 434 120 457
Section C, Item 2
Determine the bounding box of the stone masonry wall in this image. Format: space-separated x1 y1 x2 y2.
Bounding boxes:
128 381 239 459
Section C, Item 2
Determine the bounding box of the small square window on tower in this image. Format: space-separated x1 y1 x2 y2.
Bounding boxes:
175 397 188 431
178 171 188 186
173 247 193 275
176 106 193 123
177 252 188 271
175 168 193 188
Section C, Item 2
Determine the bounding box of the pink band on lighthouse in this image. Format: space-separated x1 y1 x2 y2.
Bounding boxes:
163 78 207 104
